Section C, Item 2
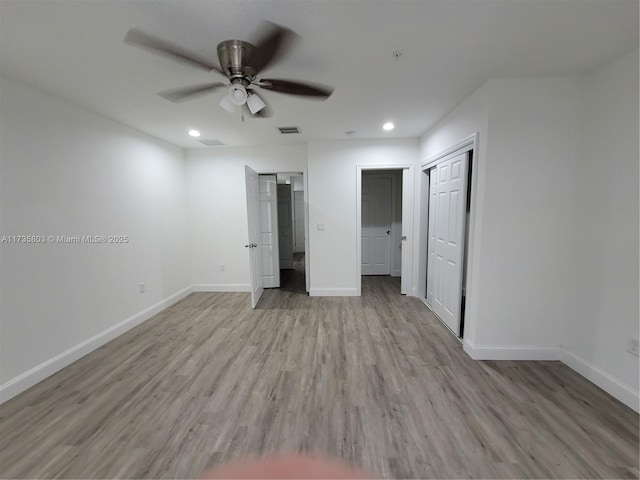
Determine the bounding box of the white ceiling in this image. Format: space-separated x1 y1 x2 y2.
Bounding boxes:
1 0 637 148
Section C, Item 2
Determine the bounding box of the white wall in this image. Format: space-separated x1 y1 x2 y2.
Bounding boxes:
420 76 584 351
418 84 490 342
418 52 639 410
475 77 584 348
0 78 190 401
563 50 639 400
307 139 419 295
185 145 307 291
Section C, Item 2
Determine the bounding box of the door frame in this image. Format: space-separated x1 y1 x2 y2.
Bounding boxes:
251 168 309 293
356 163 415 296
417 133 479 339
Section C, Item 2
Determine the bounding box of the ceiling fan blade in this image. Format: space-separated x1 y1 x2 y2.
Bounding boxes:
125 29 224 74
158 82 226 102
246 22 296 75
258 79 334 98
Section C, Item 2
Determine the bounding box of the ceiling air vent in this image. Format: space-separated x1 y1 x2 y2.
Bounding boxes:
199 139 226 146
277 126 300 134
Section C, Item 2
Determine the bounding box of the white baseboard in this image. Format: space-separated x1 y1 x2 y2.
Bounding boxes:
309 287 359 297
4 285 637 415
560 348 639 413
463 339 561 361
0 286 193 404
192 284 250 292
462 340 639 412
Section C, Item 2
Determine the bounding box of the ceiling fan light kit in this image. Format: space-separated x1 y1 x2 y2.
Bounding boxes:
219 94 237 113
247 92 266 114
228 84 248 106
124 22 334 119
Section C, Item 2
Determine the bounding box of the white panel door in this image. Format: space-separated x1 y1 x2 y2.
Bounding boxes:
293 190 305 253
245 166 263 309
362 176 392 275
259 175 280 288
277 184 294 269
427 152 469 334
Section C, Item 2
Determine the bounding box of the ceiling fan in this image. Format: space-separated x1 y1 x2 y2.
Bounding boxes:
124 22 334 118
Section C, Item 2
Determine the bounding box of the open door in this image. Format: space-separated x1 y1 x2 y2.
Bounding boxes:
245 165 264 308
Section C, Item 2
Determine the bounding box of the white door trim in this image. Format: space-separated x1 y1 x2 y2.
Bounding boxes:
356 163 415 296
421 133 478 170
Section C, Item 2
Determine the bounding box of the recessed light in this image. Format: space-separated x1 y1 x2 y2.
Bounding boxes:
383 122 394 131
188 129 200 137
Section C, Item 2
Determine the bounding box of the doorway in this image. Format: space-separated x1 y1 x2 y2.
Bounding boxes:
361 171 399 277
276 174 306 294
245 167 308 308
356 164 414 296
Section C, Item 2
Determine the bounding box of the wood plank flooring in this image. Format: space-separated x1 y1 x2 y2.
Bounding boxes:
0 276 638 479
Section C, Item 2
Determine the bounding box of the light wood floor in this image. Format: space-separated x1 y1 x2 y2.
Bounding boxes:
0 276 638 479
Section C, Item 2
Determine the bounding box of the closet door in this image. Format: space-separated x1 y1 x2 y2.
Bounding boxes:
427 152 469 335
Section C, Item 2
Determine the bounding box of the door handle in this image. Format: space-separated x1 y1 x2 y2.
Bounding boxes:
252 243 258 248
245 244 250 248
386 230 390 235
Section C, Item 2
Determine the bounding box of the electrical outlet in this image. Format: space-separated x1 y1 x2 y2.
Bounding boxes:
139 282 145 294
627 338 639 357
220 263 225 272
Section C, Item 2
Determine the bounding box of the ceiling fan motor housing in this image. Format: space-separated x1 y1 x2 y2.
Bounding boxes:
217 39 255 81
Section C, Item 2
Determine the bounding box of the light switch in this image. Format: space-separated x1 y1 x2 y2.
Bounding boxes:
317 223 326 231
